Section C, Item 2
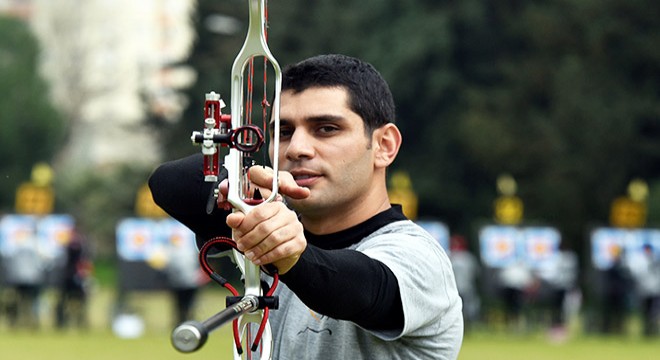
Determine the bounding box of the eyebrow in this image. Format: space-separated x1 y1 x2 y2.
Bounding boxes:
269 114 347 132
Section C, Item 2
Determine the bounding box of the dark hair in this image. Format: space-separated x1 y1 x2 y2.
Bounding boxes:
282 54 396 133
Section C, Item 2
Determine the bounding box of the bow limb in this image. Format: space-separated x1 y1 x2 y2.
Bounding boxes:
227 0 281 285
227 0 281 213
226 0 281 359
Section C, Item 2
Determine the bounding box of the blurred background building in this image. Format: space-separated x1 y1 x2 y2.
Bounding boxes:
1 0 196 169
0 0 32 19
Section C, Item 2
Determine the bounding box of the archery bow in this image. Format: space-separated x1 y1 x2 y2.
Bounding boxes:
171 0 281 358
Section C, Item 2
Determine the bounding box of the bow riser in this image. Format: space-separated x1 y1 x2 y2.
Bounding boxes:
227 0 281 214
181 1 281 359
226 3 281 359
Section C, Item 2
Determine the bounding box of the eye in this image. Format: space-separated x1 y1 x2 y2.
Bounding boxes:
317 125 339 136
279 126 294 139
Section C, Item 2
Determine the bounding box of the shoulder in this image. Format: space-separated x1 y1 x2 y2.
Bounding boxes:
357 220 462 329
357 220 447 263
359 223 455 295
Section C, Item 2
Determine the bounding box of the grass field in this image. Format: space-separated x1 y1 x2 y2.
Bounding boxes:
3 329 659 360
460 333 658 360
1 286 659 360
1 286 237 360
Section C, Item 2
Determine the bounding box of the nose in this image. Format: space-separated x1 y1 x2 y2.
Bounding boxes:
284 129 314 161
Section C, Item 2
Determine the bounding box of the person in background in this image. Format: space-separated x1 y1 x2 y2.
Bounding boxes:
4 232 46 329
536 250 579 342
165 234 206 326
449 234 481 332
601 245 632 334
498 258 537 332
631 243 660 337
55 229 93 329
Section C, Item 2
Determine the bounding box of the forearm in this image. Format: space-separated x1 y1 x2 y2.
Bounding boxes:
280 245 404 331
148 153 232 243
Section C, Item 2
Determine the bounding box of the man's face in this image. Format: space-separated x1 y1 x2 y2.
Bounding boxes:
269 87 376 219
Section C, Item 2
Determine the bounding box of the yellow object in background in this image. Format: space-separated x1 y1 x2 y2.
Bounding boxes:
15 163 55 215
388 171 418 220
135 183 168 218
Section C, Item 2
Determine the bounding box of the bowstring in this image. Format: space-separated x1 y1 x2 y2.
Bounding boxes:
261 0 271 167
243 0 272 191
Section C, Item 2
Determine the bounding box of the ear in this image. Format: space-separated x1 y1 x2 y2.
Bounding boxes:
373 123 402 168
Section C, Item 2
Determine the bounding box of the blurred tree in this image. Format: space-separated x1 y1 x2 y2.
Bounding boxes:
268 0 493 234
56 164 153 257
454 0 660 248
158 0 248 159
159 0 660 255
0 16 65 211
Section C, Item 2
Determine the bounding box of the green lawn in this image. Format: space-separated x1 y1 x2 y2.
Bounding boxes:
1 286 236 360
3 330 659 360
460 333 658 360
1 286 659 360
1 331 232 360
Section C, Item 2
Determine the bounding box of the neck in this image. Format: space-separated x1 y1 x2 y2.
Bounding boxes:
301 194 392 235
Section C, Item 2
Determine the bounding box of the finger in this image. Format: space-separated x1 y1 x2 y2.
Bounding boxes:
248 166 275 189
227 202 305 274
219 179 229 198
248 221 306 275
255 240 305 275
245 166 276 200
277 171 311 200
244 216 299 259
231 203 284 252
216 179 232 209
225 212 245 234
249 167 310 200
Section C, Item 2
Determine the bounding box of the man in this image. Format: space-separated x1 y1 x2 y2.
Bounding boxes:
150 54 463 359
632 243 660 337
449 235 480 331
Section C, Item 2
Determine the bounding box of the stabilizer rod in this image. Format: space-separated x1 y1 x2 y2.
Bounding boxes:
171 296 258 353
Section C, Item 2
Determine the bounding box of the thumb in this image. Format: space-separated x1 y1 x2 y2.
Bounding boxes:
226 211 245 229
277 172 311 200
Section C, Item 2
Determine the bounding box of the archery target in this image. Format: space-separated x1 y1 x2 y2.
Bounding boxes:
116 218 196 262
479 225 562 268
479 225 521 268
0 214 73 258
590 227 660 270
37 214 75 258
523 227 561 268
0 215 37 257
116 218 158 262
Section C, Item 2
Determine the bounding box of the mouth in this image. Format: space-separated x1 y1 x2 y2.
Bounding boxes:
290 169 321 187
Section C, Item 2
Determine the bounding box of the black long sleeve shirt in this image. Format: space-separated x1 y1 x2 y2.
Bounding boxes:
149 154 404 331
